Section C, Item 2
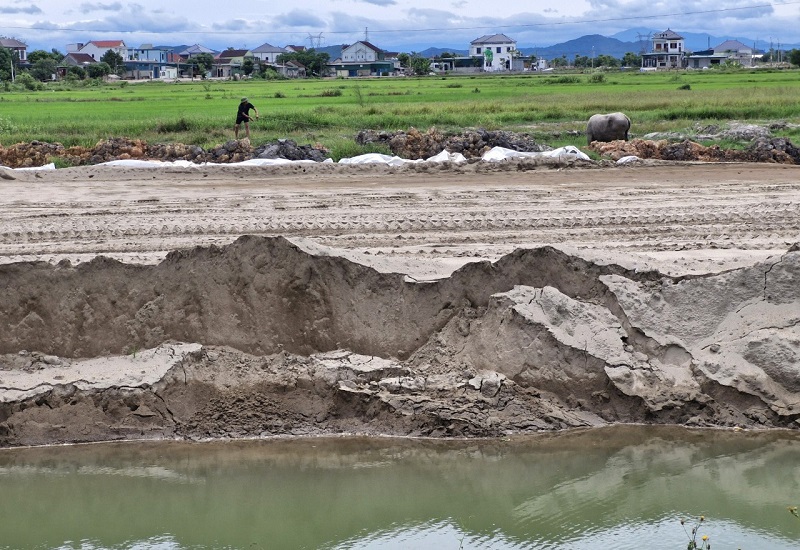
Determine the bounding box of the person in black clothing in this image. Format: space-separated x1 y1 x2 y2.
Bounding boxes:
234 97 259 139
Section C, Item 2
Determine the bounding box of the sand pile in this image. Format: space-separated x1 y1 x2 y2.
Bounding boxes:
1 236 798 447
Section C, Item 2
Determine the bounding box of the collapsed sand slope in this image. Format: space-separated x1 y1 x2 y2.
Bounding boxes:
1 237 798 446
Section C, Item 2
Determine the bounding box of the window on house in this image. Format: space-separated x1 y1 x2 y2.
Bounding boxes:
476 47 481 54
496 47 501 53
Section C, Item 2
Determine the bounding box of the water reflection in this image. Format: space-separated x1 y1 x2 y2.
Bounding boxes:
1 426 799 549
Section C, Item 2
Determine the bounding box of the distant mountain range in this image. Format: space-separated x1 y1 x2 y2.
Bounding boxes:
416 28 800 60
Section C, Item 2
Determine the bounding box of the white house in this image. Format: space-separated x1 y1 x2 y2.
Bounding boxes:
74 40 128 61
470 34 518 71
641 29 686 69
251 42 286 63
341 41 382 63
328 41 393 77
127 44 171 63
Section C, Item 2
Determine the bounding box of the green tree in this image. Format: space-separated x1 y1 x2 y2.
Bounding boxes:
788 49 800 67
595 54 620 68
66 65 86 80
0 47 15 81
408 54 431 75
27 49 64 64
621 52 642 67
189 52 215 77
276 49 330 77
573 55 590 68
242 58 254 76
29 58 58 81
100 50 124 75
397 53 410 68
86 62 111 79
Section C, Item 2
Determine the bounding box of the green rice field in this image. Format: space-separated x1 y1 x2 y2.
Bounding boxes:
1 68 800 158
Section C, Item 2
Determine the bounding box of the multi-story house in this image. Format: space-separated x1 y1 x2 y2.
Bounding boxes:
0 37 27 63
251 42 286 64
470 34 519 71
328 41 393 77
641 29 686 69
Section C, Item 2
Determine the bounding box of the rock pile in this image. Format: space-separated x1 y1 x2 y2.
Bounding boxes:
0 138 330 168
590 137 800 164
356 127 551 160
3 126 799 169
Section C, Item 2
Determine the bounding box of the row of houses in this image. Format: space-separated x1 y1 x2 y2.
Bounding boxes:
4 31 765 81
58 40 313 79
641 29 757 69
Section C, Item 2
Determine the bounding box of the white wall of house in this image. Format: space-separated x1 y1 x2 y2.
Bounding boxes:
342 42 379 62
129 46 168 62
159 66 178 79
470 36 517 71
251 44 286 63
79 42 128 61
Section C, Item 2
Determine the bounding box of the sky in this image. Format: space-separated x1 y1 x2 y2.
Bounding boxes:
2 0 800 54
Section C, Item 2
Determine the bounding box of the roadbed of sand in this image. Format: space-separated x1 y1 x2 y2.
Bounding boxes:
1 160 799 446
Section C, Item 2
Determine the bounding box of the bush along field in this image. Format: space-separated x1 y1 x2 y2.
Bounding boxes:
1 69 800 160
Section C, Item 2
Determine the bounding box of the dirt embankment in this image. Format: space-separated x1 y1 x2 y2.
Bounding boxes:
1 236 798 447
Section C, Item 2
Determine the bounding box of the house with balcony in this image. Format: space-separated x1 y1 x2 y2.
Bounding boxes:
470 34 521 71
327 41 393 77
121 44 179 79
641 29 686 69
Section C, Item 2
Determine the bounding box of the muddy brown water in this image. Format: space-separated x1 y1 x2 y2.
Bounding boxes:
1 426 799 549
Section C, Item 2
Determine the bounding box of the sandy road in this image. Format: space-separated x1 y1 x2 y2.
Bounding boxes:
1 161 799 274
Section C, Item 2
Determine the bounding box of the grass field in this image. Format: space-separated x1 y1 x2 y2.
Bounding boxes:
2 68 800 159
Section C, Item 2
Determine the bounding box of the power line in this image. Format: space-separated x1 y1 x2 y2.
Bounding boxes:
2 2 799 36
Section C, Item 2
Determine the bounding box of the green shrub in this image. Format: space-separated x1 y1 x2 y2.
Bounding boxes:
327 139 391 161
156 118 193 133
16 73 40 91
47 156 76 169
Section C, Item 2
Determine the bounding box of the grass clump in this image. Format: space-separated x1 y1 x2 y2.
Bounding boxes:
156 118 194 133
326 139 392 162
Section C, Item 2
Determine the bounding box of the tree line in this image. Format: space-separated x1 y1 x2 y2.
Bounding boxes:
2 44 800 85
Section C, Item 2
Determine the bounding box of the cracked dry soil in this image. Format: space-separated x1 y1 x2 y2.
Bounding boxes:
1 161 799 447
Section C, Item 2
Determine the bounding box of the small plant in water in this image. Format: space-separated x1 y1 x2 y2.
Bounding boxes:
682 515 711 549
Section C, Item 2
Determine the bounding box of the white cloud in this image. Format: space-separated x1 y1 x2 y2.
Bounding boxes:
77 2 123 13
0 5 42 14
